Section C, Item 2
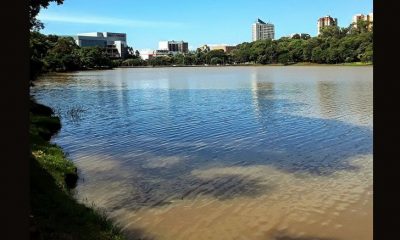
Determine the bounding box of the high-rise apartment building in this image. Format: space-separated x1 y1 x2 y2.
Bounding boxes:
252 18 275 41
317 16 338 35
158 40 189 53
353 13 373 31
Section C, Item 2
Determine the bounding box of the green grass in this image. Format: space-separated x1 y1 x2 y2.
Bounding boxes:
30 99 126 240
289 62 373 66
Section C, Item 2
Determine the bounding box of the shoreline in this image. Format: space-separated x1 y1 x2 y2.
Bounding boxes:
117 62 373 69
30 99 126 239
36 62 373 77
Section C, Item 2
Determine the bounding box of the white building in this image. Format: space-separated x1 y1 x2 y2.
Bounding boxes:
252 18 275 41
352 13 373 31
138 49 155 60
158 40 189 53
74 32 128 58
158 41 169 51
138 49 174 60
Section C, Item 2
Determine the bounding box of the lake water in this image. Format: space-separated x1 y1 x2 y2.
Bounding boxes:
32 66 373 240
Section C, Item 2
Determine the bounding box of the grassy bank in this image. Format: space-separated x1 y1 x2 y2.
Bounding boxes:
287 62 372 66
30 99 125 240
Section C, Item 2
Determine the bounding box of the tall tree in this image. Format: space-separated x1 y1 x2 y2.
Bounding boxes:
29 0 64 30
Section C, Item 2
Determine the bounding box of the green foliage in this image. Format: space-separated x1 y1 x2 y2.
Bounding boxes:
29 32 116 80
147 56 172 66
121 25 371 67
30 100 126 239
351 19 372 34
229 23 372 65
319 26 347 39
30 22 372 71
78 46 112 68
172 53 185 65
206 50 226 64
29 0 64 30
43 37 81 71
30 31 52 80
29 1 125 238
210 57 223 65
121 58 145 66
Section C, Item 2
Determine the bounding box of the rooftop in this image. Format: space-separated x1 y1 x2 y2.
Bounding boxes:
256 18 266 24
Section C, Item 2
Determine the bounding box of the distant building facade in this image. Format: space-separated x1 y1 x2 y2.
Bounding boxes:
209 44 237 53
74 32 128 58
138 49 175 60
252 18 275 41
158 40 189 53
317 16 338 35
138 49 154 60
353 13 373 31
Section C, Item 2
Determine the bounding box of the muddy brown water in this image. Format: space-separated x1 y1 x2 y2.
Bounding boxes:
32 66 372 240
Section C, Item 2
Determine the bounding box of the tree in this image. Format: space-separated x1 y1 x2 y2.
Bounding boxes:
147 56 172 66
291 34 301 39
319 26 343 39
30 32 53 79
43 37 80 71
351 19 371 34
206 50 227 64
360 44 373 63
232 42 252 63
210 57 223 65
172 54 185 65
29 0 64 30
288 39 304 62
121 58 143 66
311 47 324 63
77 47 112 68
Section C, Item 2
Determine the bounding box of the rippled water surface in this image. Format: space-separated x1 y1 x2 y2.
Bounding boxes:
32 66 373 240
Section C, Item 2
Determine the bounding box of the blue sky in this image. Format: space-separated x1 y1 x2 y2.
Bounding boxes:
38 0 373 50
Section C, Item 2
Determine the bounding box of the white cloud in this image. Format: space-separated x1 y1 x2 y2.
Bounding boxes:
38 12 185 28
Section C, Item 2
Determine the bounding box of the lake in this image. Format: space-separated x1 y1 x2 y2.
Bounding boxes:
32 66 373 240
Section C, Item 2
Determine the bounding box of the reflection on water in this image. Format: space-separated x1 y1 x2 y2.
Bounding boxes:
32 66 373 240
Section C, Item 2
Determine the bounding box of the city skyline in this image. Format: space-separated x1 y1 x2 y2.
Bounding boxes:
37 0 373 50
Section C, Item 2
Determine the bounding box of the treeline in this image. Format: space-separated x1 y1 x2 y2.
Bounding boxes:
30 21 372 80
121 22 372 67
30 32 115 80
230 24 373 65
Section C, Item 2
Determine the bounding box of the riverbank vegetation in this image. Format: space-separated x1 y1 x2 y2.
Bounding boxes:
30 1 126 239
30 99 126 240
30 32 114 79
228 24 372 65
30 20 372 79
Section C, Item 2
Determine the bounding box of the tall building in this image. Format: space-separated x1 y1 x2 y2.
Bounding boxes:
317 16 338 35
74 32 128 58
252 18 275 41
158 40 189 53
353 13 373 31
